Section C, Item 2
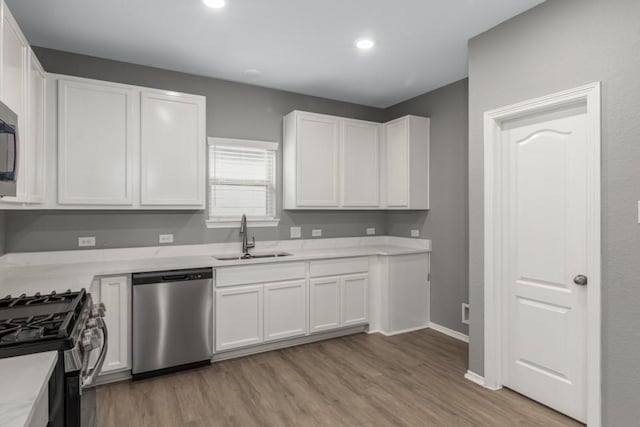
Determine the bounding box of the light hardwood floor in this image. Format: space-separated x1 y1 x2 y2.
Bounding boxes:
97 329 582 426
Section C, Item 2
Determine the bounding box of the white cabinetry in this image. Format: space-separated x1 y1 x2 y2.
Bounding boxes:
215 263 308 352
52 75 206 209
27 51 46 203
309 277 341 333
383 116 430 209
341 273 368 326
215 285 264 351
341 119 380 207
284 110 428 210
284 111 340 208
309 258 369 333
369 253 430 335
58 79 137 205
0 1 46 207
97 275 130 374
140 90 205 207
264 280 306 341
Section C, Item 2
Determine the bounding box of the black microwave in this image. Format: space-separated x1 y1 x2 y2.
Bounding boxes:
0 100 18 198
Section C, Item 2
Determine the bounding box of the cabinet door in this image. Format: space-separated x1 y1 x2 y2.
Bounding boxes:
384 118 410 207
58 79 137 205
215 285 263 351
1 6 28 201
98 276 130 374
296 113 340 207
341 274 369 327
309 277 340 333
140 91 205 207
27 52 46 203
341 119 380 207
264 280 307 341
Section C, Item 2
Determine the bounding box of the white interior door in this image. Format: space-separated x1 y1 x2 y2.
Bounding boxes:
502 104 589 422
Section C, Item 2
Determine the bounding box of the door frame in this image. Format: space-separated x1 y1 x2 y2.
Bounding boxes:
483 82 601 426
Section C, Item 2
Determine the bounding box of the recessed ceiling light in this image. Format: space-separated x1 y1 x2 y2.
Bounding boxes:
355 38 375 50
203 0 226 9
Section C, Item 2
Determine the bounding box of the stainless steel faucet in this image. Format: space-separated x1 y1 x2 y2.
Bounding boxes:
240 214 255 257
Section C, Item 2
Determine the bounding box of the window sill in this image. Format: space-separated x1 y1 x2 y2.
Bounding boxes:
205 218 280 229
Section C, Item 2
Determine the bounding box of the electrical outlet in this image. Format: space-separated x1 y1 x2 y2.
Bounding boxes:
290 226 301 239
78 237 96 247
462 303 470 325
366 228 376 235
312 229 322 237
159 234 174 244
411 229 420 237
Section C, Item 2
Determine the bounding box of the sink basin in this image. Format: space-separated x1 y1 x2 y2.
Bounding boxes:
214 252 292 261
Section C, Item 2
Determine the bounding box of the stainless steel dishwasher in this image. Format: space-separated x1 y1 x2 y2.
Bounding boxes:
132 268 213 380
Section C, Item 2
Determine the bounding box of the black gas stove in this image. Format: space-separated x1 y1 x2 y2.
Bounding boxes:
0 289 106 427
0 290 86 355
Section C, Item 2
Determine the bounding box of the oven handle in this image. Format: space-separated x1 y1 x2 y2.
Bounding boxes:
82 318 109 388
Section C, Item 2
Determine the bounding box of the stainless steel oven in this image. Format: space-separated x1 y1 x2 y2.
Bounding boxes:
0 99 18 198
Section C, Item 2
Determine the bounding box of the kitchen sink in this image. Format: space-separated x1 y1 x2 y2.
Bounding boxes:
214 252 292 261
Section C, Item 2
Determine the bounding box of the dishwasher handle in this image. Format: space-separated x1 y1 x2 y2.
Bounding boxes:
133 268 213 285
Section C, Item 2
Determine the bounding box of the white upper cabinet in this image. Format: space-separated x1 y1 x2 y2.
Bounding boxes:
140 90 205 207
284 111 429 210
384 118 409 207
58 79 138 205
27 52 46 203
0 3 28 202
341 119 380 207
383 115 430 210
51 75 206 210
284 111 340 208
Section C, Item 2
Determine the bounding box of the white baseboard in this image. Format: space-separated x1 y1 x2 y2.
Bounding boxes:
376 325 430 337
464 370 485 386
464 370 503 391
428 322 469 343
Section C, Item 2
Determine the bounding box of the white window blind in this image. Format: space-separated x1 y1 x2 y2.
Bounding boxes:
208 138 278 222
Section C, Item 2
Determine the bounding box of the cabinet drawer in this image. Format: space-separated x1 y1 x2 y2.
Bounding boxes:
309 257 369 278
216 262 306 287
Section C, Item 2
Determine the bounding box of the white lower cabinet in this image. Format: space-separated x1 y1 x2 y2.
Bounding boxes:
215 285 264 351
264 280 307 341
215 259 369 351
309 272 369 334
341 274 369 327
309 277 341 333
97 275 130 374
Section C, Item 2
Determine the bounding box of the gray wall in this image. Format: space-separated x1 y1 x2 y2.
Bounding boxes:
4 47 388 251
467 0 640 424
385 79 469 335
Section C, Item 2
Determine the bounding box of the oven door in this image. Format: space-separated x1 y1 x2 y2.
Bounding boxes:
65 317 109 427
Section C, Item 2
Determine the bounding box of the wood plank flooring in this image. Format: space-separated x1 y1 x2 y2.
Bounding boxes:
97 329 582 426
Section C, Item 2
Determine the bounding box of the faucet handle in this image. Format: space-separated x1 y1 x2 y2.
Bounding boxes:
248 236 256 249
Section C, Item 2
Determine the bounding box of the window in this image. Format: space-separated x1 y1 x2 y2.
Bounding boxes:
207 137 279 228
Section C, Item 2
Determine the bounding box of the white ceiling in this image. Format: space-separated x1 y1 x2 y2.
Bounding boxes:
7 0 545 107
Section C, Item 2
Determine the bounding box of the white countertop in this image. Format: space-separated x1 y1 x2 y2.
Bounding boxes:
0 236 431 295
0 351 58 427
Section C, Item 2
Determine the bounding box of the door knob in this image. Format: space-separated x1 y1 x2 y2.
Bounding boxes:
573 275 588 286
